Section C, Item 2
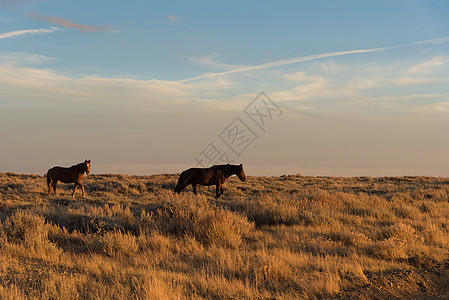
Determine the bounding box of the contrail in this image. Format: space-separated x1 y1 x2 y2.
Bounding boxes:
178 37 449 83
0 27 60 39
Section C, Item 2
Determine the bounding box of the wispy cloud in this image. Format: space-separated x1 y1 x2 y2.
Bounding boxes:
0 52 57 66
414 37 449 45
0 17 11 23
0 27 60 39
409 56 448 74
411 100 449 113
179 48 387 83
28 11 108 33
0 0 20 8
391 76 445 86
283 71 319 82
187 54 243 70
0 62 192 106
179 36 449 83
168 15 183 21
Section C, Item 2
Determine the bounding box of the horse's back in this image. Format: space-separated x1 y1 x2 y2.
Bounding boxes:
181 168 203 176
179 168 197 182
180 167 218 185
47 166 61 176
47 166 75 183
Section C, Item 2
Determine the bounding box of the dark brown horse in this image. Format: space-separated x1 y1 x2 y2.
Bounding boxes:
47 160 91 197
174 164 246 198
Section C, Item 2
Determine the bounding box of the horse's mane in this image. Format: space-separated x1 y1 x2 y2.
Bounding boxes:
73 161 86 173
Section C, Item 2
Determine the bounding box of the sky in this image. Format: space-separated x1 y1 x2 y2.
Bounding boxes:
1 0 449 177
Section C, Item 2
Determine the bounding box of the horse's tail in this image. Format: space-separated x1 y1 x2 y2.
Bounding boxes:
46 169 51 185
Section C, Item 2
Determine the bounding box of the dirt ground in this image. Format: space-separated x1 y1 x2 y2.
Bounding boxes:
337 259 449 299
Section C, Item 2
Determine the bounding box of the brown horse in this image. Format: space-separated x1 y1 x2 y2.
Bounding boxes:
174 164 246 198
47 160 91 197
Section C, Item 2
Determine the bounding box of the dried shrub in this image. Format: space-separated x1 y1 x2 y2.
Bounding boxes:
93 230 139 257
163 202 253 248
370 222 425 259
240 194 301 227
196 209 251 248
330 230 372 248
3 210 49 245
1 210 62 257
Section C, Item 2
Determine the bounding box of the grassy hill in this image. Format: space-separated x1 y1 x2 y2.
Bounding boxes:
0 172 448 299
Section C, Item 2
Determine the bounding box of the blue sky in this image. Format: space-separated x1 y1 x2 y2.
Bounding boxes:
1 0 449 176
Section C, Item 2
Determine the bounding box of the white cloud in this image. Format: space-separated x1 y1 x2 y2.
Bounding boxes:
346 77 379 90
272 77 329 102
0 64 174 98
277 70 379 103
318 61 340 74
187 54 242 70
272 54 449 116
0 52 57 66
283 71 316 82
409 56 448 74
0 62 242 111
369 94 443 102
411 102 449 113
391 76 443 85
0 27 60 39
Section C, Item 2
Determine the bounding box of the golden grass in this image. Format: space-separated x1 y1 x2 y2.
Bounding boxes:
0 173 448 299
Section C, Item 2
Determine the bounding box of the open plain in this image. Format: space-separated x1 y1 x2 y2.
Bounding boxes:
0 172 448 299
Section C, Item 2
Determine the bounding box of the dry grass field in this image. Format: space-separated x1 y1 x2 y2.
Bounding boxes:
0 172 449 299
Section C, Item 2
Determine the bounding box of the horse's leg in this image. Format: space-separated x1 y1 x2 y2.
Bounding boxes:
215 184 221 198
47 181 52 196
219 186 224 197
52 182 58 195
72 183 77 197
80 184 85 197
192 184 198 195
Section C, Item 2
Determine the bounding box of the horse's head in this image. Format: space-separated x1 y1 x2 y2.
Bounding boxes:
84 160 91 175
235 164 246 182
